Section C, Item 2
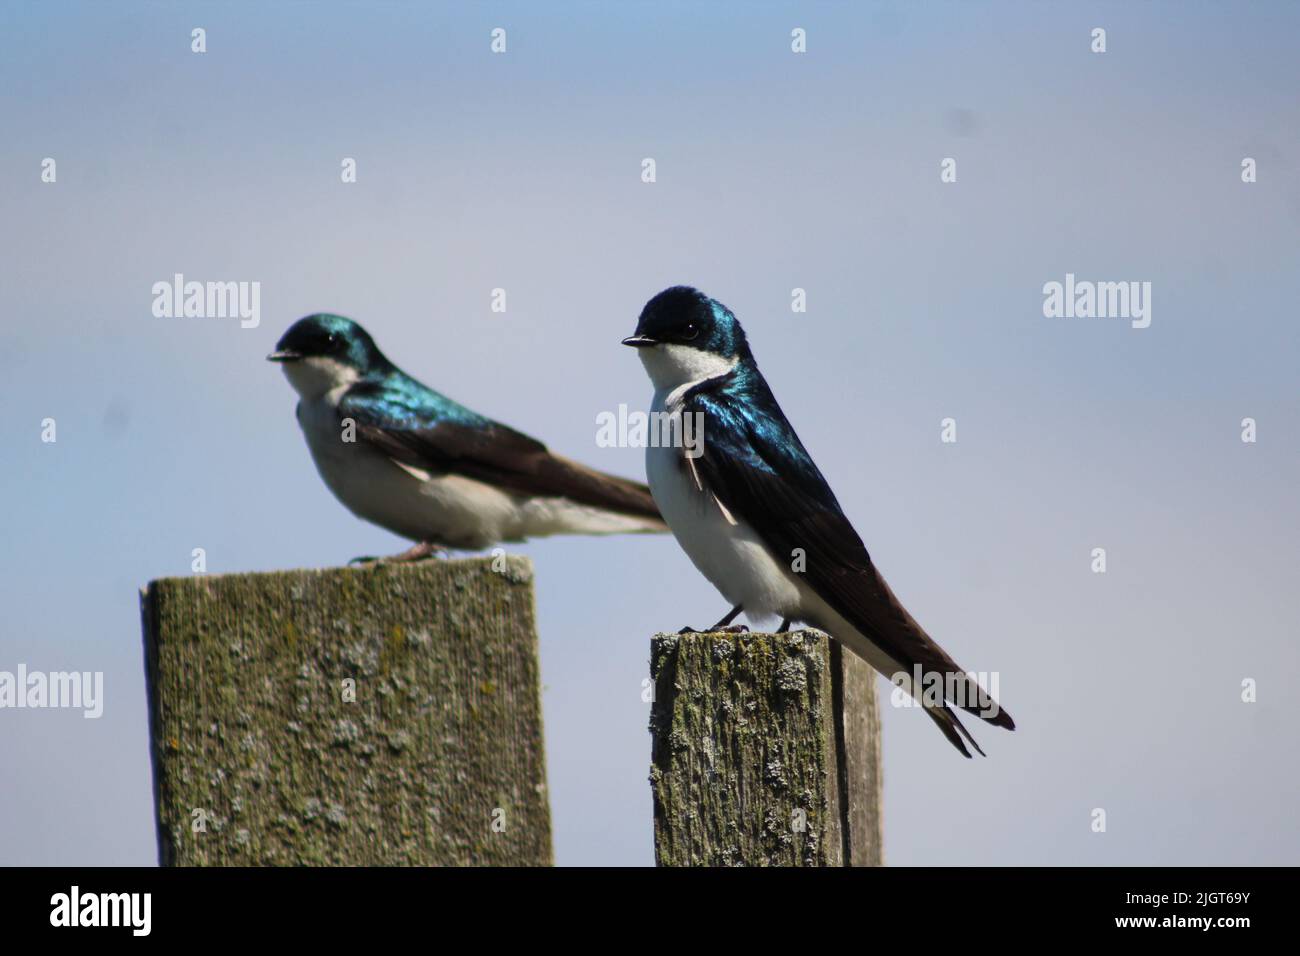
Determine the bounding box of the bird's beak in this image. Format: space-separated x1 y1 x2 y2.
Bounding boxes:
621 335 657 348
266 349 302 363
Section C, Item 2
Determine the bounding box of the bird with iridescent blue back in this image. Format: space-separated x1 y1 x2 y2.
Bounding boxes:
269 314 665 560
623 286 1013 757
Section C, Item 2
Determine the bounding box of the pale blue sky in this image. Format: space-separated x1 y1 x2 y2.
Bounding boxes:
1 1 1297 865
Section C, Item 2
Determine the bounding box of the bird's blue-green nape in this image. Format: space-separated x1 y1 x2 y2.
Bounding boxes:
274 313 393 374
632 286 753 361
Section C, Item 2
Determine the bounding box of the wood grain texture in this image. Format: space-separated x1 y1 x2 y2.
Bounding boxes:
650 630 882 867
835 642 885 866
140 557 551 866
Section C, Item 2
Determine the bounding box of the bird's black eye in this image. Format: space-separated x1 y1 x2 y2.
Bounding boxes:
681 323 699 341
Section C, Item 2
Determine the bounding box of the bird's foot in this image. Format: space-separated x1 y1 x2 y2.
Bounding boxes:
389 541 447 562
349 542 446 566
710 604 744 630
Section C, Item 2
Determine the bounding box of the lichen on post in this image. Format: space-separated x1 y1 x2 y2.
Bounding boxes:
140 557 552 866
649 629 882 867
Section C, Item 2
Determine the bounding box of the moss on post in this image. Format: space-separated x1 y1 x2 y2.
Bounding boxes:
140 557 551 866
649 630 882 867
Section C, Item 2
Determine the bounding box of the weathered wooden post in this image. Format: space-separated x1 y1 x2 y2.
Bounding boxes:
649 630 883 866
140 557 552 866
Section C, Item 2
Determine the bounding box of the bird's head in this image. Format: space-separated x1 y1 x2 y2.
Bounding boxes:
267 314 390 399
622 286 750 392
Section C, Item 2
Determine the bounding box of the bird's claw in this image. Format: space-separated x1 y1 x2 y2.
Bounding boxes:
348 542 445 567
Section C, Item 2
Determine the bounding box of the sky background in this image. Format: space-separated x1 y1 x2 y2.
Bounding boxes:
1 1 1297 866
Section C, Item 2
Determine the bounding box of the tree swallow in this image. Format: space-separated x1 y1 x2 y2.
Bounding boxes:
623 287 1014 757
270 313 666 559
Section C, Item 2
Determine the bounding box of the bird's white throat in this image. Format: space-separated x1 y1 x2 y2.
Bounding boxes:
638 343 737 395
282 356 360 403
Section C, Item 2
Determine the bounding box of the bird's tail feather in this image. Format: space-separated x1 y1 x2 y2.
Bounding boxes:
541 454 668 529
521 498 667 537
925 704 985 759
958 690 1016 731
874 647 1000 757
930 667 1015 730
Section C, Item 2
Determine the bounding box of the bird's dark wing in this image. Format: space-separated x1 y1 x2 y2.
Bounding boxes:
339 383 664 525
682 383 1012 740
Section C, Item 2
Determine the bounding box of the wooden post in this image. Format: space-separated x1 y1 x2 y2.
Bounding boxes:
649 630 883 866
140 557 552 866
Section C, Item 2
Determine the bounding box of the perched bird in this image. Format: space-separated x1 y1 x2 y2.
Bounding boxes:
269 313 665 558
623 286 1013 757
